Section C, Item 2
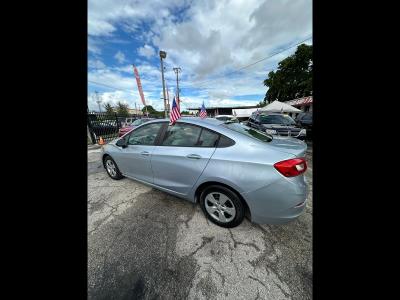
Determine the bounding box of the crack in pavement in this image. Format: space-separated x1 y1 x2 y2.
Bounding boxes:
229 228 261 252
248 275 267 289
189 236 215 257
210 265 226 286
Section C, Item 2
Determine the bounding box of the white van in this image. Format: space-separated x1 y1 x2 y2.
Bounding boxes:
215 115 239 122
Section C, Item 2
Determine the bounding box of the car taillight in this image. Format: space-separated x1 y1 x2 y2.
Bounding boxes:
274 158 307 177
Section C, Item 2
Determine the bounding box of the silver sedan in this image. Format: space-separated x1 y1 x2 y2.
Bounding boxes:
101 117 308 228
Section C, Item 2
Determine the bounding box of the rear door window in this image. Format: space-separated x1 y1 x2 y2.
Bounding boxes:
161 123 220 147
198 128 219 147
162 123 202 147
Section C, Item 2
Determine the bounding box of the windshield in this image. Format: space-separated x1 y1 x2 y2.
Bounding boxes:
260 114 296 125
221 122 272 142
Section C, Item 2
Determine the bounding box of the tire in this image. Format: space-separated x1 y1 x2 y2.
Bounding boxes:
199 185 245 228
104 156 124 180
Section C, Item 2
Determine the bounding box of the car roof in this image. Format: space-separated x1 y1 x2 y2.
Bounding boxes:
147 117 224 126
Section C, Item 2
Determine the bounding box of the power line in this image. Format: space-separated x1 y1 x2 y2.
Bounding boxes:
179 66 276 90
88 35 312 96
88 80 135 94
182 35 312 89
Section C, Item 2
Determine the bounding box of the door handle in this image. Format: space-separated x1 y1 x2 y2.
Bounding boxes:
140 151 150 156
186 154 201 159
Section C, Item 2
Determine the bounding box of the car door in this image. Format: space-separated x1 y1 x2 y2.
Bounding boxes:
115 122 164 183
151 122 220 196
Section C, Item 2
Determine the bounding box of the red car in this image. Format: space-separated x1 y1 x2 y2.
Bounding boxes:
118 118 154 137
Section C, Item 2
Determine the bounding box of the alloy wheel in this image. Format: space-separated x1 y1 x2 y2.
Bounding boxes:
204 192 236 223
106 159 117 177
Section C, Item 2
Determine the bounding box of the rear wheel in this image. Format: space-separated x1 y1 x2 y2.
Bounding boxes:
104 156 124 180
200 185 245 228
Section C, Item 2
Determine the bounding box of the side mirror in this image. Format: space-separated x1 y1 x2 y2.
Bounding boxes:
116 139 128 148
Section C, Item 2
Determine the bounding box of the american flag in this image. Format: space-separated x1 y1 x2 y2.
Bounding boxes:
199 102 207 119
170 96 181 124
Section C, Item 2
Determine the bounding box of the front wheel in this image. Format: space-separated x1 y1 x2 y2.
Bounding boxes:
104 156 124 180
199 185 245 228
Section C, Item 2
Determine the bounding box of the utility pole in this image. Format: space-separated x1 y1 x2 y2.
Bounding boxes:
95 91 102 112
159 51 167 118
173 67 181 106
135 102 137 117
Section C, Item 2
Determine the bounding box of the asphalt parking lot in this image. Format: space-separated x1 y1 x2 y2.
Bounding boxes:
88 143 312 300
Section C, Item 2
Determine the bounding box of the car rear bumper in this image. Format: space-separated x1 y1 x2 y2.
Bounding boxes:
241 175 308 224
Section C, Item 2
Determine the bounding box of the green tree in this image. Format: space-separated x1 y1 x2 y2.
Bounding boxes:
142 105 164 117
256 101 265 107
116 101 129 116
142 105 157 114
263 44 312 104
103 103 114 116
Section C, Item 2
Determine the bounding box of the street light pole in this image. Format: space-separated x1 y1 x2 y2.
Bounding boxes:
159 51 168 118
173 67 181 107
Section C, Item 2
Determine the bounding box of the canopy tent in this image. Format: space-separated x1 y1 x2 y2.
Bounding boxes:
232 108 259 118
259 100 301 113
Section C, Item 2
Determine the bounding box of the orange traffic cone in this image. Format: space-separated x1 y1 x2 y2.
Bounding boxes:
98 136 105 145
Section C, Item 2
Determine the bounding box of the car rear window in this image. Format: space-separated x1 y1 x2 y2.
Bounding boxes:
221 123 272 142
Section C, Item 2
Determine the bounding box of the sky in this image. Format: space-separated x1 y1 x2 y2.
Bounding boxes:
88 0 312 112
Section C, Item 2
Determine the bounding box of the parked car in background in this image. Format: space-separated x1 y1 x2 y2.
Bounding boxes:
102 117 308 228
118 118 154 137
123 117 137 127
296 112 312 138
91 119 119 137
215 115 239 123
248 112 306 140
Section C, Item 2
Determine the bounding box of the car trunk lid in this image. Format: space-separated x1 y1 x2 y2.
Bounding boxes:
267 136 307 157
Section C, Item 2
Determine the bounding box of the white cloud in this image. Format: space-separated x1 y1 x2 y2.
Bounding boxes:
88 18 116 37
88 63 165 111
88 0 188 37
138 44 156 59
88 38 102 54
153 0 311 79
88 60 106 69
114 51 126 64
88 0 312 110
